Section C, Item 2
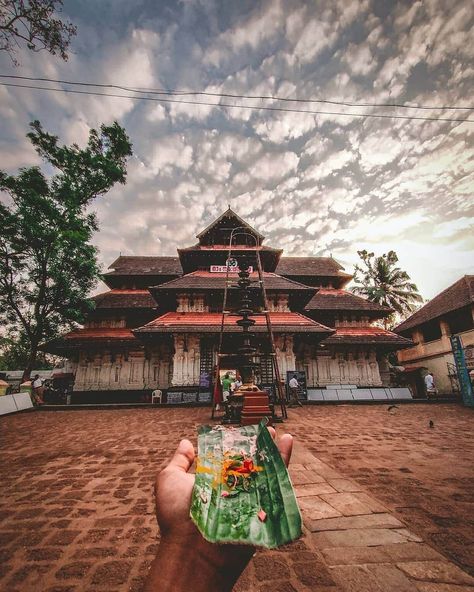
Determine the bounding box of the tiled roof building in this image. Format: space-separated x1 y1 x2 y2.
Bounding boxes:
394 276 474 394
44 208 411 398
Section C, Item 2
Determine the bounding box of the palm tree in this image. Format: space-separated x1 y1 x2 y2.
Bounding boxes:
352 250 423 327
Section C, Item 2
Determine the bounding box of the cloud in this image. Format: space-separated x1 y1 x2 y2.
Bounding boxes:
0 0 473 302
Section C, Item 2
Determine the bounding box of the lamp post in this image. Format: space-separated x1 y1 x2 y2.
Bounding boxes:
234 258 272 425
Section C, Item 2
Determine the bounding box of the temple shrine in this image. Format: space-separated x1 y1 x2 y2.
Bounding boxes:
44 208 411 402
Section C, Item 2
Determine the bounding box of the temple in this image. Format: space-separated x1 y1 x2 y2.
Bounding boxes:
44 208 411 401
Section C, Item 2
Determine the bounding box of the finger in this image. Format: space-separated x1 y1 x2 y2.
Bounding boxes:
267 426 276 440
277 433 293 468
166 439 195 473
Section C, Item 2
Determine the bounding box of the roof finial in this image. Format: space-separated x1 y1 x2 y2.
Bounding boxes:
228 203 231 210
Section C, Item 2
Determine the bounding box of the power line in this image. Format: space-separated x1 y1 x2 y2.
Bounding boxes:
1 73 473 111
1 81 473 124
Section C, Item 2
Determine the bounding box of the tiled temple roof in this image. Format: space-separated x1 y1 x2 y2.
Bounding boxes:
105 256 182 276
178 244 280 252
134 312 333 335
41 328 138 354
325 327 413 347
152 271 315 292
395 275 474 333
92 289 156 309
276 257 352 279
62 328 136 340
305 288 391 315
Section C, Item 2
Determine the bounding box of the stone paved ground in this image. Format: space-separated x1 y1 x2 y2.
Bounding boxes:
0 404 473 592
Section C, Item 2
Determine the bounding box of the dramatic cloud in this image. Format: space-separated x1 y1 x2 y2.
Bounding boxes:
0 0 473 300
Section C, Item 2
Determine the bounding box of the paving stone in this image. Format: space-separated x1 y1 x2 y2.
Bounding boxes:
380 543 445 563
303 462 342 478
91 560 132 586
259 582 299 592
353 492 389 513
367 564 418 591
331 565 386 591
295 483 337 497
55 562 92 580
289 470 326 485
320 546 390 566
26 547 63 561
319 492 374 516
397 562 474 586
327 478 364 493
393 529 424 543
309 513 403 532
298 497 343 520
311 528 409 548
293 561 336 587
253 555 291 581
414 584 474 592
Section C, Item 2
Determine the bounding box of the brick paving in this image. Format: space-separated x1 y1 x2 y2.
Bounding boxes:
0 404 473 592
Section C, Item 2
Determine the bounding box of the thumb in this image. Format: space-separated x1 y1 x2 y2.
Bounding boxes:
166 439 195 473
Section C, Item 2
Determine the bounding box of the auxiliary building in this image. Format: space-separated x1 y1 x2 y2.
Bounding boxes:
44 209 411 402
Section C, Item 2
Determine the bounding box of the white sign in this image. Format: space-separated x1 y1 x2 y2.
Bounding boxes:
210 265 253 273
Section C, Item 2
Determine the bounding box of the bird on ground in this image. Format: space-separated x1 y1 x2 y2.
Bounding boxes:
429 420 434 428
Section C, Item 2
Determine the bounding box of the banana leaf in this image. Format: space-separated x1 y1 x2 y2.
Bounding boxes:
190 420 302 548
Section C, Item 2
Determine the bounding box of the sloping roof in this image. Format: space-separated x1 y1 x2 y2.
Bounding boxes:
196 207 264 240
92 289 156 309
41 328 138 354
151 271 316 292
134 312 333 334
394 275 474 333
62 328 136 341
325 327 413 347
305 289 391 315
178 244 281 253
276 257 352 278
105 256 182 276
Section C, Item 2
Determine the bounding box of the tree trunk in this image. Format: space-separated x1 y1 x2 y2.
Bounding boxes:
23 341 39 382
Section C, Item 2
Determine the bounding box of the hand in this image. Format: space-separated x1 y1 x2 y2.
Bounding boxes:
145 427 293 592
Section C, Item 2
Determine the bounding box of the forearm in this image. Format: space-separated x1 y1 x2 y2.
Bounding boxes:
144 536 254 592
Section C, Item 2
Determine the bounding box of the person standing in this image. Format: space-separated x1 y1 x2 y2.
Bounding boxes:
32 374 45 405
233 374 243 392
288 374 302 407
424 372 437 397
221 373 233 402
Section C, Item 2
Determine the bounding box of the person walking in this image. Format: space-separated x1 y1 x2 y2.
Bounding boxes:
288 374 303 407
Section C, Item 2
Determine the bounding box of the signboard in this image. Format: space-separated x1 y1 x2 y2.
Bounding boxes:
450 335 474 407
286 370 308 401
210 265 253 273
199 372 211 389
166 392 184 404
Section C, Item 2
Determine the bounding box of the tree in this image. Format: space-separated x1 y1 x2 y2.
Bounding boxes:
352 250 423 327
0 120 132 377
0 0 76 65
0 332 54 370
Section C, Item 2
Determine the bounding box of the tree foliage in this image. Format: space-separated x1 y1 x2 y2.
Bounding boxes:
352 250 423 325
0 120 132 376
0 332 54 370
0 0 76 65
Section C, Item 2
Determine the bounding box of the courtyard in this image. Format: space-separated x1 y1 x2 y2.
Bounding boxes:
1 403 473 591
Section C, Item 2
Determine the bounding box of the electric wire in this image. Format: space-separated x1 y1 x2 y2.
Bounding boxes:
1 81 472 124
1 74 473 111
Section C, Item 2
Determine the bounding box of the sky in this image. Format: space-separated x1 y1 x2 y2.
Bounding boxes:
0 0 473 300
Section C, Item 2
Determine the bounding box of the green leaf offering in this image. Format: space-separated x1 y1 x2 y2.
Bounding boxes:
190 421 302 548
